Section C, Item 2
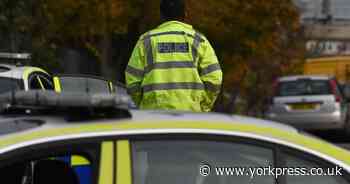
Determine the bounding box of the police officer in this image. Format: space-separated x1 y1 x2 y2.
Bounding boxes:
126 0 222 112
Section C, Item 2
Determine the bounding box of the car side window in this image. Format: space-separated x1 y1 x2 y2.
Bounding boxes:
283 152 348 184
131 140 275 184
0 143 100 184
28 74 42 90
28 73 54 90
1 155 91 184
38 74 54 90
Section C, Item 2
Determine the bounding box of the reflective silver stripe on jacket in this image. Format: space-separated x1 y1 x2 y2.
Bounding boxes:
141 31 206 93
144 33 154 66
143 82 205 93
127 83 142 94
143 31 204 42
204 82 221 93
192 32 202 62
126 66 144 77
144 61 195 73
201 63 221 76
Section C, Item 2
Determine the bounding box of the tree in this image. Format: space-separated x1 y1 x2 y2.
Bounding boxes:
186 0 305 114
0 0 33 52
0 0 142 75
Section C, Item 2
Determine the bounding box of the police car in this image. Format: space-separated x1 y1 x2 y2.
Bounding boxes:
0 91 349 184
0 52 128 97
0 53 53 94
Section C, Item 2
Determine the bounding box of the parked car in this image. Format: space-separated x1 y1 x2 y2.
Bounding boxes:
266 75 350 132
0 91 350 184
0 53 53 94
0 64 53 93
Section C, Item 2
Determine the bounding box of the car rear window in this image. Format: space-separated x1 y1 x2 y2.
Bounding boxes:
277 79 332 97
0 77 21 94
59 77 110 94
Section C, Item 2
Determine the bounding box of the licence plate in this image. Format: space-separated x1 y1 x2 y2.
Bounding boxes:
290 103 317 110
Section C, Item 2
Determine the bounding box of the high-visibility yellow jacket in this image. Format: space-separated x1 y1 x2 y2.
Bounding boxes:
126 21 222 112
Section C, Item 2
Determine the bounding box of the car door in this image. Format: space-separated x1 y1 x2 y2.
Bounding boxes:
0 139 115 184
120 134 350 184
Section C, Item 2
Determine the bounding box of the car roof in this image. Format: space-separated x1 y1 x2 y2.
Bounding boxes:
129 110 298 132
0 64 47 79
278 75 333 82
0 110 298 135
0 109 350 169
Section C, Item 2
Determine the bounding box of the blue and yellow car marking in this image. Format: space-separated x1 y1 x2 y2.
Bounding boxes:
55 155 92 184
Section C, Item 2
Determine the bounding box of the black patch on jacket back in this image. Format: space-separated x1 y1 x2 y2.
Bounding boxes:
157 42 189 53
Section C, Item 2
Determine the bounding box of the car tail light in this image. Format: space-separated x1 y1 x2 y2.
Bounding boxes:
329 80 341 102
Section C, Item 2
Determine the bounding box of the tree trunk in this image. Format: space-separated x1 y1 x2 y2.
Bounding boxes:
99 0 113 79
99 33 113 79
226 69 248 114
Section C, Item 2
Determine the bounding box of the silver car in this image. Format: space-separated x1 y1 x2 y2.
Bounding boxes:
266 75 350 131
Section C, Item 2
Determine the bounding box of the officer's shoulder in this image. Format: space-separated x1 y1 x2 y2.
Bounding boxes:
138 32 150 41
138 28 160 41
193 30 204 38
192 29 207 43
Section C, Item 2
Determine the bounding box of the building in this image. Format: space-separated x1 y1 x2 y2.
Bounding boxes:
294 0 350 57
295 0 350 25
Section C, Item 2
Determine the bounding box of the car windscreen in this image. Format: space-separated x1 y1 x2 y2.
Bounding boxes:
0 77 21 94
59 77 110 94
277 79 331 96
